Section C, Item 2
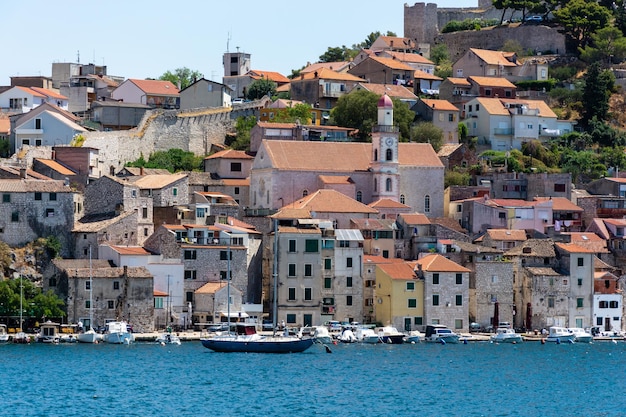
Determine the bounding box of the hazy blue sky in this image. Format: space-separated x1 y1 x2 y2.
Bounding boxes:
4 0 476 85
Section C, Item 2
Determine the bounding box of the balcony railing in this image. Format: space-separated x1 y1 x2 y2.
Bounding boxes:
493 128 513 135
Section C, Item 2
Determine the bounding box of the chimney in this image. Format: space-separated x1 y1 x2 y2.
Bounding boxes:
140 166 144 176
20 168 27 179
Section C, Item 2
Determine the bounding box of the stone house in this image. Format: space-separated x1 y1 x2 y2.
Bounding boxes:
452 48 520 79
414 98 461 144
184 191 240 226
193 282 247 325
348 56 416 89
89 100 150 131
461 197 553 235
369 36 418 53
577 196 626 227
375 261 424 331
187 172 249 210
111 79 180 109
179 78 233 110
479 228 527 250
586 177 626 198
204 149 253 179
0 177 80 256
289 68 365 110
10 102 87 153
350 218 398 259
486 172 572 201
555 242 596 329
249 121 355 154
45 260 155 332
378 50 436 74
411 254 471 332
437 143 478 169
368 198 412 221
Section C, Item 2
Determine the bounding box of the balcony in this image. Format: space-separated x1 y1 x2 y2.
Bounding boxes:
493 128 513 135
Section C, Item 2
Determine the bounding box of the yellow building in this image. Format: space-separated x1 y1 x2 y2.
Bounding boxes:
375 262 424 332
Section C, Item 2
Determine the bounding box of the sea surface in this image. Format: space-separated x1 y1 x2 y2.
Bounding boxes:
2 339 626 417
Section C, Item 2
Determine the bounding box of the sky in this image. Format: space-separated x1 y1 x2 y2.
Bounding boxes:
3 0 476 85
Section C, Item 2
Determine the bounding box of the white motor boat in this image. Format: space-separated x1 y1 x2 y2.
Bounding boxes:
375 326 405 344
545 326 576 343
424 325 460 344
103 321 134 344
355 327 381 344
404 330 422 344
77 328 102 344
0 324 9 343
568 327 593 343
156 333 181 345
337 328 357 343
490 327 523 344
36 321 61 343
312 326 333 344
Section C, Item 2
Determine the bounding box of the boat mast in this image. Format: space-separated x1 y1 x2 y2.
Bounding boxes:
89 246 93 329
272 217 278 336
19 269 23 333
227 232 231 335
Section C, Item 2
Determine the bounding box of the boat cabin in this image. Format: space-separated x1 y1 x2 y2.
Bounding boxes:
425 325 453 337
235 323 257 335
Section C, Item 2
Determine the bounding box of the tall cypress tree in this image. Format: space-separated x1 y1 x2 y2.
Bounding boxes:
581 61 612 126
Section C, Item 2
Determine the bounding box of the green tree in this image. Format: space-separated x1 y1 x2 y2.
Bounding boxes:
229 115 257 151
0 241 11 277
271 103 314 124
0 279 65 322
158 67 203 90
430 44 450 65
246 78 277 100
581 62 615 125
127 149 203 172
554 0 612 50
579 26 626 65
445 170 471 188
319 46 351 62
410 122 444 152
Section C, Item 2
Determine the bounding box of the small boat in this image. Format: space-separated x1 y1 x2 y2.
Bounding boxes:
337 328 357 343
545 326 576 343
355 327 381 344
13 332 30 344
568 327 593 343
36 321 61 343
0 324 9 343
312 326 333 344
156 333 181 345
375 326 405 344
490 327 523 344
404 330 422 344
201 323 314 353
77 328 102 344
424 325 460 344
60 334 78 343
103 321 134 344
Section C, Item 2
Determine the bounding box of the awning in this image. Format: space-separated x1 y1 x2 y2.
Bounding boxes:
219 311 249 318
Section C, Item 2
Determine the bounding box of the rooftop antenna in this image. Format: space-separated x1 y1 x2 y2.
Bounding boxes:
226 32 231 52
77 50 80 63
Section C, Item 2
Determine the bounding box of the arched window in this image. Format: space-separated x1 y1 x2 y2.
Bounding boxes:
302 190 308 197
386 178 392 192
400 194 405 204
374 149 378 161
356 191 362 202
386 148 393 161
424 195 430 213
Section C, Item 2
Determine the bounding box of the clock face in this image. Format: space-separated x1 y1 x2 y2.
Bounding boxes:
385 138 393 146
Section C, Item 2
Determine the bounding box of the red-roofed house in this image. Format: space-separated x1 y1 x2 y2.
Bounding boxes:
111 79 180 109
413 98 461 143
452 48 549 83
348 56 416 88
204 149 254 179
375 261 423 330
0 86 69 113
462 196 553 234
290 68 365 109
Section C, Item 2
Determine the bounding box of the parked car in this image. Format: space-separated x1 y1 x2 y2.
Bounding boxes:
525 15 543 23
262 320 274 331
469 322 482 333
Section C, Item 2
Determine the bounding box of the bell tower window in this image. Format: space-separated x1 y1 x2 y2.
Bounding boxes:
386 148 393 161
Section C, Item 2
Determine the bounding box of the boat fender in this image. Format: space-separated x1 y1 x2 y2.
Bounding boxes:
440 339 446 345
541 338 545 344
556 338 560 345
463 339 468 345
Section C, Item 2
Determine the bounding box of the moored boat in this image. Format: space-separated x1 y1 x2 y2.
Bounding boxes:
77 328 101 344
312 326 333 344
424 325 460 344
375 326 405 344
404 330 422 344
201 323 314 353
103 321 134 344
0 324 9 343
36 321 61 343
568 327 593 343
545 326 576 343
156 332 181 345
355 327 381 344
490 327 523 344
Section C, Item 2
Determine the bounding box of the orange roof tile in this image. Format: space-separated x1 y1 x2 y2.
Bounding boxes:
30 87 67 100
368 198 410 209
364 255 405 264
377 36 416 50
195 282 228 294
420 99 459 112
154 290 169 297
411 254 470 273
248 70 290 84
297 68 365 82
109 245 152 255
318 175 353 184
377 262 418 279
469 48 519 67
398 213 431 225
285 189 378 214
385 51 434 65
355 83 418 100
205 149 253 160
446 77 471 86
0 118 9 134
469 76 517 88
555 242 599 254
128 79 179 96
34 159 75 176
221 178 250 186
485 229 527 241
414 69 442 81
368 56 416 71
16 86 45 97
533 197 582 212
301 61 352 73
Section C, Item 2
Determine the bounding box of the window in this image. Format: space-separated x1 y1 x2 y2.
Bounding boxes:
386 178 392 192
476 104 480 111
304 264 312 277
11 212 18 222
142 207 148 218
577 298 583 308
455 319 463 330
220 251 232 260
339 240 349 248
302 190 308 197
610 301 619 308
599 301 608 308
184 250 197 260
288 264 296 277
45 208 55 217
356 191 362 202
578 278 583 286
456 273 463 285
324 277 332 289
554 183 566 192
346 257 353 268
424 195 430 213
144 228 148 237
485 88 492 96
230 162 242 172
288 288 296 301
49 278 57 287
408 299 417 308
433 294 439 306
382 250 389 258
414 317 423 325
491 275 498 283
34 192 42 201
85 281 91 290
305 239 319 253
456 295 463 306
577 257 584 267
49 192 57 201
113 281 119 290
35 118 42 129
498 212 506 219
220 271 232 280
346 276 353 287
173 188 178 197
184 270 197 280
548 297 555 308
234 187 240 195
186 292 194 302
108 301 114 309
2 194 9 203
288 239 296 253
85 301 91 309
406 281 415 291
286 314 296 324
154 297 164 309
448 113 454 122
346 295 353 306
400 194 405 204
304 287 312 301
433 273 439 285
324 258 332 270
386 148 393 161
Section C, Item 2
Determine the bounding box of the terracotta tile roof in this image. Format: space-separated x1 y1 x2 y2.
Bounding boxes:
469 76 517 88
248 70 290 84
377 36 416 50
128 79 179 96
30 87 67 100
369 56 416 71
270 208 312 219
122 167 171 176
267 99 305 108
154 290 169 297
318 175 353 184
430 217 467 234
364 255 404 264
453 240 503 253
385 51 434 65
261 140 443 171
499 98 557 118
421 99 459 112
487 198 540 208
351 218 395 230
301 61 352 73
368 198 410 209
555 242 599 254
561 232 608 253
525 267 564 276
109 245 152 255
411 254 470 273
132 173 187 189
221 178 250 186
504 239 555 257
594 256 615 270
413 69 442 81
0 178 73 193
377 262 418 279
226 216 256 230
16 86 45 97
205 149 253 160
297 68 365 82
278 226 321 234
398 213 431 225
469 48 519 67
437 143 463 157
603 218 626 227
285 189 378 214
33 159 76 176
533 197 582 211
486 229 527 241
446 77 471 86
355 83 418 100
195 281 228 294
605 177 626 183
474 97 510 116
0 118 9 134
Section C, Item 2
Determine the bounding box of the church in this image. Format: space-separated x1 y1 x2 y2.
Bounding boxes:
249 95 444 217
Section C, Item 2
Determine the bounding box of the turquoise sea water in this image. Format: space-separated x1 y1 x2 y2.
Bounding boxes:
2 340 626 416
